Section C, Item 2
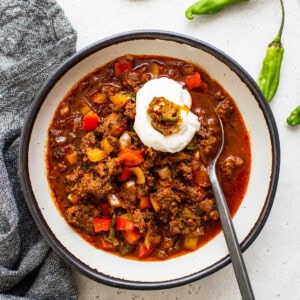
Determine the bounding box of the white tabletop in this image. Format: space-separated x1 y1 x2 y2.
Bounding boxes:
55 1 300 299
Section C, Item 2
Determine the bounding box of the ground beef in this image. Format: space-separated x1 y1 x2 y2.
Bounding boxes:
65 167 83 183
94 157 121 178
124 101 136 119
213 90 227 101
217 99 234 120
122 71 139 88
80 132 96 151
118 181 138 204
73 173 114 199
65 203 99 234
220 155 244 179
184 186 208 203
151 187 183 208
177 162 193 181
131 209 154 233
100 84 121 97
197 115 219 157
100 112 127 137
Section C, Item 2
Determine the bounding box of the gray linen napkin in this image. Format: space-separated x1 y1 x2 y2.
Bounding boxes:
0 0 78 298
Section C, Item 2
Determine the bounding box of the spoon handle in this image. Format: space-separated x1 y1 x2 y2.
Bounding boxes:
209 169 255 300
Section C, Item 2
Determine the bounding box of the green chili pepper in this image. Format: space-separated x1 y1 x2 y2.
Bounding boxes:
161 102 180 122
185 0 249 20
287 105 300 126
105 214 119 246
257 0 285 102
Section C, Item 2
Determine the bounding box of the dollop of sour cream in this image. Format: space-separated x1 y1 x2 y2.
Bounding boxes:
133 77 200 153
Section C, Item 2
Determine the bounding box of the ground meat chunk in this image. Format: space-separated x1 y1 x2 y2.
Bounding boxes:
214 91 227 101
100 112 127 137
65 203 99 234
124 101 136 119
100 84 121 97
135 185 150 198
199 198 219 222
105 157 122 176
159 187 182 202
177 162 193 181
197 115 219 157
168 220 183 234
65 167 83 183
217 99 234 120
74 173 114 199
94 157 122 178
121 71 142 91
118 181 138 204
220 155 244 179
184 186 207 202
142 147 161 169
150 187 183 210
80 132 97 151
131 209 155 233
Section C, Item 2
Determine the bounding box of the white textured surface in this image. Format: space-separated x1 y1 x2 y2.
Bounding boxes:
55 1 300 299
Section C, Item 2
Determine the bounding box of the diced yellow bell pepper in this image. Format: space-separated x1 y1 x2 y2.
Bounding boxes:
144 228 151 250
80 104 91 115
110 93 131 107
150 196 160 212
66 151 78 165
86 148 107 162
101 138 114 155
91 92 107 104
150 62 160 78
183 234 198 250
129 167 145 184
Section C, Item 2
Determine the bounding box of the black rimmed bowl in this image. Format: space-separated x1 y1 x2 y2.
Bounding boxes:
19 30 280 289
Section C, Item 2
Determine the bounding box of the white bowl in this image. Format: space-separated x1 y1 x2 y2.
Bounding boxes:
19 30 280 289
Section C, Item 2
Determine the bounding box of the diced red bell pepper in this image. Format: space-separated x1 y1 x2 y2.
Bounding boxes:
93 218 112 232
185 72 203 90
98 238 115 250
136 242 154 258
117 166 131 182
139 196 152 210
82 114 98 131
118 148 144 167
123 229 142 244
114 61 133 77
99 202 110 217
116 216 136 231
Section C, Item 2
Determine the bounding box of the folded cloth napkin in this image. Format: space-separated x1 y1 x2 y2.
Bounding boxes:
0 0 78 299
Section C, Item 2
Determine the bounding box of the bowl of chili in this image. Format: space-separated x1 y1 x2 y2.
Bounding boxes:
19 30 280 289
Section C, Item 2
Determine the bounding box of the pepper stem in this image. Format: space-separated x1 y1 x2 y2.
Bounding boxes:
274 0 285 43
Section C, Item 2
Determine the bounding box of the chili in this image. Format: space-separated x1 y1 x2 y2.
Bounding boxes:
287 105 300 126
257 0 285 102
46 54 251 261
185 0 250 20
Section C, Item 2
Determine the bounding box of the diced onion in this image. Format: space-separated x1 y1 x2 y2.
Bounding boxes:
107 194 122 208
157 167 171 180
119 132 132 150
122 180 136 190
